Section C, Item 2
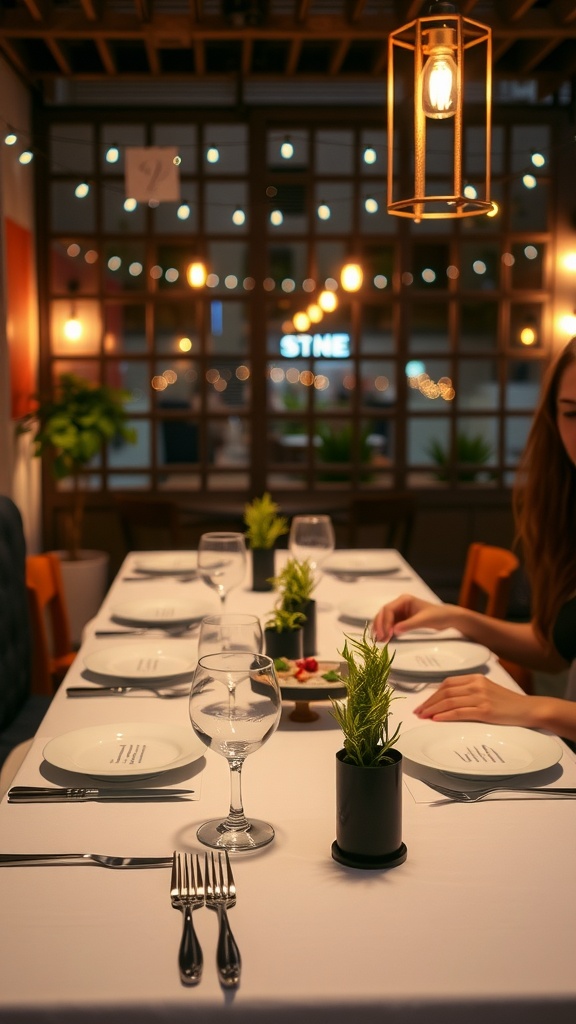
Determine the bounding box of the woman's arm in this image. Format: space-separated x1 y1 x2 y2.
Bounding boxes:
372 594 567 673
413 675 576 743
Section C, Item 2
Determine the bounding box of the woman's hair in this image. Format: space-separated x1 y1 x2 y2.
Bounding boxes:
513 337 576 642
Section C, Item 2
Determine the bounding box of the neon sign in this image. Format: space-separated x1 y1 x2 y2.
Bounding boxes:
279 333 351 358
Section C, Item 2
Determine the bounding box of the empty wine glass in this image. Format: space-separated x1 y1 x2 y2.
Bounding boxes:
288 515 335 572
198 613 263 658
189 652 282 851
197 532 247 607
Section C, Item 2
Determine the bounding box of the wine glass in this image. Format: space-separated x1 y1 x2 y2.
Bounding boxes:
288 515 335 572
198 613 263 658
189 652 282 851
197 532 247 607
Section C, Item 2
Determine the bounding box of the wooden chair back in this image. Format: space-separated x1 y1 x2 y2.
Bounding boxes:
347 492 416 558
458 542 533 693
26 553 75 694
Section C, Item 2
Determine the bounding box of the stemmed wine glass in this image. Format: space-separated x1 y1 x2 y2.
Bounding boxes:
198 613 263 659
197 532 247 607
189 652 282 851
288 515 335 572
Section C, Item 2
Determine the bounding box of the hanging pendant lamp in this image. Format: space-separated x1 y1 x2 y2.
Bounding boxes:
387 1 492 222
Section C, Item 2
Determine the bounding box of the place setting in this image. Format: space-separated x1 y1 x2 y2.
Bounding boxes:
65 642 197 699
122 551 200 582
323 550 407 582
95 595 219 637
387 639 493 689
398 721 573 804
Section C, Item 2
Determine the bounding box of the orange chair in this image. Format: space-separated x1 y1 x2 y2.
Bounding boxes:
458 542 533 694
26 553 76 694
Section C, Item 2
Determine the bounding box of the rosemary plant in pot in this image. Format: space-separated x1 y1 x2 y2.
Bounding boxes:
269 556 317 656
243 492 289 591
330 630 407 869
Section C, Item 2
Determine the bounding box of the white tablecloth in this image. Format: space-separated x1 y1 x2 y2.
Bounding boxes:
1 551 576 1023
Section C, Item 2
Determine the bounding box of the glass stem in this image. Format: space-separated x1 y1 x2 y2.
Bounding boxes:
222 759 250 833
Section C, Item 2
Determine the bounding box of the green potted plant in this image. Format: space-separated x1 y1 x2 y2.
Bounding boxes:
330 629 407 870
264 605 306 661
269 557 317 656
19 372 136 643
243 492 289 591
427 431 494 482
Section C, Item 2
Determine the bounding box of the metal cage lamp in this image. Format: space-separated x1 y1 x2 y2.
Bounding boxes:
387 1 492 222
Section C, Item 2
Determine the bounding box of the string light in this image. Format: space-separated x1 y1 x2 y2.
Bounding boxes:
232 207 246 225
340 262 363 292
270 210 283 226
363 146 377 164
124 198 137 212
317 201 331 220
531 152 546 168
75 183 90 199
206 145 220 163
523 174 537 189
280 137 294 159
4 130 17 146
177 202 191 220
105 145 120 163
364 197 379 214
186 260 208 288
18 151 33 164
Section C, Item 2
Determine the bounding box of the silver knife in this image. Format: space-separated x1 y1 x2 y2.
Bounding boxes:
0 853 173 868
7 787 194 803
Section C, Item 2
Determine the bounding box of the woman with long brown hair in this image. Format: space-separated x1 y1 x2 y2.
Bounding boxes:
372 337 576 742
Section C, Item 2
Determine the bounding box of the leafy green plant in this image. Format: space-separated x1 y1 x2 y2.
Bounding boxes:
427 432 494 482
266 557 316 633
330 628 402 767
243 492 289 550
317 423 372 482
264 606 306 633
19 373 136 560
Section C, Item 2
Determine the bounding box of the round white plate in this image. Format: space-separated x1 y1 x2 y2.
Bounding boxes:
43 723 205 778
110 597 214 626
132 553 198 575
84 643 195 681
339 596 382 625
324 552 400 576
398 722 562 778
390 641 491 677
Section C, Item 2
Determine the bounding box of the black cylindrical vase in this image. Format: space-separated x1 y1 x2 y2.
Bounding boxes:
332 748 407 869
251 548 275 591
264 627 303 662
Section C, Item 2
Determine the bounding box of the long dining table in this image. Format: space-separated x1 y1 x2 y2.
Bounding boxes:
1 548 576 1023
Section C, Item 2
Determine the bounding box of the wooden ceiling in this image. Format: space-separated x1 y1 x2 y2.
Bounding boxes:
0 1 575 99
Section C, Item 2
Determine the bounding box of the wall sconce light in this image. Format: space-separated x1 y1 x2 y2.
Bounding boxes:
186 260 208 288
387 1 492 221
340 262 363 292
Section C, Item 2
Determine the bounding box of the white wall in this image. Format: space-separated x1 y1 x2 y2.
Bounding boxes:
0 55 41 550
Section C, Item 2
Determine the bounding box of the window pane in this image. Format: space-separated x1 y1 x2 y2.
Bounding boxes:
459 362 500 412
51 183 96 233
315 130 354 175
208 300 249 355
152 185 198 234
360 305 394 354
510 180 548 231
206 182 248 234
267 241 308 290
413 243 450 290
511 242 545 289
103 191 146 233
50 123 93 174
152 123 197 173
104 304 147 355
50 299 101 356
105 360 151 412
408 416 449 465
207 241 248 289
156 302 199 355
107 419 150 469
460 301 498 351
50 240 99 294
314 182 352 233
103 242 147 291
407 359 452 410
101 124 146 174
204 124 247 174
407 305 450 354
510 304 543 351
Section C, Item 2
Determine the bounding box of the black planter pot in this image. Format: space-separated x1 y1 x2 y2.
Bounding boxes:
264 627 303 661
332 748 407 869
251 548 275 592
299 598 317 657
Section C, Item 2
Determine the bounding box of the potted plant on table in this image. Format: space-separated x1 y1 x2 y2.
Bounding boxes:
330 629 407 869
18 372 136 643
243 492 289 591
264 604 306 661
269 556 317 656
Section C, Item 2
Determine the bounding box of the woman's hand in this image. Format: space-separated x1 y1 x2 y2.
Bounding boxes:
372 594 456 642
413 675 533 727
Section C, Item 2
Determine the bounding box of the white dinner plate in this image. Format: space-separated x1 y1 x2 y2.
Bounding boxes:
398 722 563 778
390 640 491 677
43 723 205 779
84 643 195 681
324 552 401 576
132 553 198 575
110 597 214 627
338 595 385 625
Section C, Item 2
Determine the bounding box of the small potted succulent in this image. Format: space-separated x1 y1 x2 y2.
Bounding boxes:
330 629 407 870
269 557 317 656
243 492 289 591
264 604 306 661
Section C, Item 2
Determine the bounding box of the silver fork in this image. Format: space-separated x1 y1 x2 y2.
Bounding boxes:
426 781 576 802
204 851 241 988
66 685 189 700
171 851 204 986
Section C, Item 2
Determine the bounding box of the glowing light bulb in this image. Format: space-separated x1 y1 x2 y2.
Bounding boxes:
177 203 190 220
106 145 120 163
317 202 331 220
64 315 82 342
340 262 363 292
280 138 294 159
206 145 220 164
186 261 207 288
293 311 311 332
422 32 458 119
318 290 337 313
520 327 537 346
232 208 246 225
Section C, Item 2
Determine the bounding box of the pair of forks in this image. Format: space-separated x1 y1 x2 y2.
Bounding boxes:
171 850 241 988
